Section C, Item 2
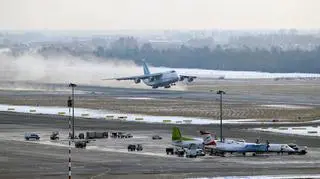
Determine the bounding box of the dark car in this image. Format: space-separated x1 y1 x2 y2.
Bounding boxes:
128 144 136 151
152 135 162 140
75 141 86 149
25 133 40 140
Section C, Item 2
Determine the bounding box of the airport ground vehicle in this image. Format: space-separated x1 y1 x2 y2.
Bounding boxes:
25 133 40 140
75 141 86 148
86 131 108 139
166 147 185 157
152 135 162 140
288 143 308 155
128 144 143 151
78 133 85 139
128 144 136 151
196 149 206 156
136 144 143 151
185 143 198 158
121 133 133 138
50 131 59 140
175 148 185 157
112 132 132 138
166 147 174 155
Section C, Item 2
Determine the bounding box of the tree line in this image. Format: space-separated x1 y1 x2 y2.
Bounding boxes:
93 39 320 73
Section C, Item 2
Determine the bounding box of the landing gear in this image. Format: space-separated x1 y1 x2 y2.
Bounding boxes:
152 86 158 89
164 85 171 88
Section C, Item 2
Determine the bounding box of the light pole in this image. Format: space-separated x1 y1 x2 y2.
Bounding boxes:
67 96 72 179
216 90 226 142
69 83 77 139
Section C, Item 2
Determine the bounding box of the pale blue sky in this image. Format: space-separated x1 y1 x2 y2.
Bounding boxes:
0 0 319 30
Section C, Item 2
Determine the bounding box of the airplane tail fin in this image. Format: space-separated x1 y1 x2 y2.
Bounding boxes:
200 130 216 145
172 127 182 141
142 60 150 75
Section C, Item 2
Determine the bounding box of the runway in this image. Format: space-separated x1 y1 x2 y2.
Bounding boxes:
2 79 320 106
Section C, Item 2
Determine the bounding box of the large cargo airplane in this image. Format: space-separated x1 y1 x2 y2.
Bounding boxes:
106 61 197 89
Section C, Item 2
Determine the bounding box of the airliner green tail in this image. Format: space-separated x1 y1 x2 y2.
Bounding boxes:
172 127 194 141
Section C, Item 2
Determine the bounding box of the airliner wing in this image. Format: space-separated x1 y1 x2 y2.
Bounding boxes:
103 73 163 81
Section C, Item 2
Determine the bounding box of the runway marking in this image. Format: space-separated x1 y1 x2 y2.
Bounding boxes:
90 168 111 179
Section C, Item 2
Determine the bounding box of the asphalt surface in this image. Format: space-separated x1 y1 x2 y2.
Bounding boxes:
2 80 320 106
1 81 320 178
0 111 320 179
77 84 320 106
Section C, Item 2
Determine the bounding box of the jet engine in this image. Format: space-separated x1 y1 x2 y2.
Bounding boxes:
149 77 155 82
134 78 141 84
187 78 194 82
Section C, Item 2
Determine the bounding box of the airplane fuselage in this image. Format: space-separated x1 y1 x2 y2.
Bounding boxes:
172 140 204 149
214 141 267 153
143 70 179 88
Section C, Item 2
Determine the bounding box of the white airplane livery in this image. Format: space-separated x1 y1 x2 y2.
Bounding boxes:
107 61 196 89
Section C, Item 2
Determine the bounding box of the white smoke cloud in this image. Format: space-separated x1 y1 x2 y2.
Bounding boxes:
0 54 142 86
0 53 187 91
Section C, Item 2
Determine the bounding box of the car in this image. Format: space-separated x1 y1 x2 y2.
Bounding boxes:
152 135 162 140
75 141 86 148
25 133 40 140
128 144 136 151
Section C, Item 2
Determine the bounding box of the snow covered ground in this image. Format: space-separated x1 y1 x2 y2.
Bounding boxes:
255 126 320 137
260 104 313 109
115 97 156 100
0 104 256 125
187 174 320 179
1 104 319 125
154 67 320 79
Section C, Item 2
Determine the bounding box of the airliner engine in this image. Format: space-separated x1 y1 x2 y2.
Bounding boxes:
187 78 194 82
149 77 155 82
134 78 141 84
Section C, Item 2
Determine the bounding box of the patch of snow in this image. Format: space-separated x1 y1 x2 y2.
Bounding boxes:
254 126 320 137
0 104 318 125
261 104 313 109
187 174 320 179
154 67 320 79
0 104 257 125
115 97 156 100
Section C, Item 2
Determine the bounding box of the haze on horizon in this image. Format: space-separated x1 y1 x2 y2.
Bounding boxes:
0 0 319 30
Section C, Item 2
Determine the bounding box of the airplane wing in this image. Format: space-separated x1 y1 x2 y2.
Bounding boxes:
103 73 163 81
